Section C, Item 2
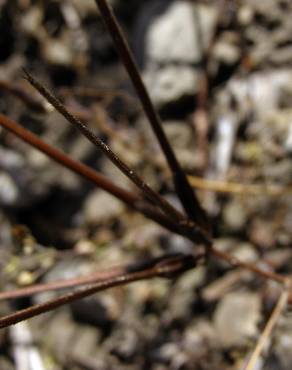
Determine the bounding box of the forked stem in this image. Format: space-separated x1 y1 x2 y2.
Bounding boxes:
0 254 200 329
0 265 125 301
23 70 187 226
94 0 210 233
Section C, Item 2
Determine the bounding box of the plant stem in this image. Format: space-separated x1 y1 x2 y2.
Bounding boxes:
23 70 187 225
0 113 180 235
0 254 199 328
244 286 289 370
94 0 210 233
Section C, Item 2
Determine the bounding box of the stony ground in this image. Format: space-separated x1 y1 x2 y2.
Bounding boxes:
0 0 292 369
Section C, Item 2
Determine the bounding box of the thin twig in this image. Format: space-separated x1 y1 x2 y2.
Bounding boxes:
0 113 286 283
0 113 181 235
244 284 290 370
1 244 289 303
0 254 200 328
23 70 187 226
0 113 285 278
0 247 288 328
211 247 286 284
93 0 210 233
0 265 125 301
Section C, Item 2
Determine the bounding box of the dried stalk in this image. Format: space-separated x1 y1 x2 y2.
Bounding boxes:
0 0 289 334
1 247 289 303
0 265 125 301
23 70 187 227
0 113 181 235
0 112 289 329
244 285 290 370
93 0 210 233
189 176 292 196
0 254 200 329
211 247 286 284
1 245 289 328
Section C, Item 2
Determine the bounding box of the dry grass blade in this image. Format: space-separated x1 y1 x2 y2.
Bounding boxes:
244 284 290 370
189 176 292 196
94 0 210 233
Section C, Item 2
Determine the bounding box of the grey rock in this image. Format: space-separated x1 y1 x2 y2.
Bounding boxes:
214 291 261 348
145 2 215 64
0 148 34 206
34 257 95 304
41 310 78 363
154 342 182 364
42 35 75 66
223 198 248 232
106 327 140 361
163 121 192 147
183 319 216 353
274 313 292 370
232 242 258 263
164 234 194 254
163 121 200 170
144 64 200 107
69 325 101 360
142 1 216 107
83 190 125 225
212 238 258 270
167 266 205 320
212 32 241 66
0 173 19 205
228 70 292 120
70 0 99 18
127 278 169 309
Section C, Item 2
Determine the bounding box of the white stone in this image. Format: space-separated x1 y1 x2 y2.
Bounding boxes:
144 64 199 106
146 1 216 64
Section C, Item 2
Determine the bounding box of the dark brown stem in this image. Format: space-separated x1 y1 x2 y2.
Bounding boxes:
0 113 180 235
94 0 210 233
0 254 199 328
0 247 288 328
211 247 286 284
1 245 286 302
23 70 186 225
0 265 125 301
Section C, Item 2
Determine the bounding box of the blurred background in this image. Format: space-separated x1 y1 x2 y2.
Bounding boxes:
0 1 291 369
